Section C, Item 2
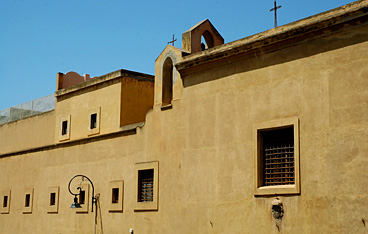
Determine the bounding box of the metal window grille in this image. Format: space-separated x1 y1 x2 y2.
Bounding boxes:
262 127 295 186
138 169 154 202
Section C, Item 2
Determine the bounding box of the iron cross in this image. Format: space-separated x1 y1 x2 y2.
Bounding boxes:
168 34 177 46
270 0 282 28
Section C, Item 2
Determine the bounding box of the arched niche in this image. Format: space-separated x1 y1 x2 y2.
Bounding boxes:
162 57 173 105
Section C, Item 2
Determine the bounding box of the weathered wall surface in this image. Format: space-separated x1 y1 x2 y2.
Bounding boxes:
1 9 368 234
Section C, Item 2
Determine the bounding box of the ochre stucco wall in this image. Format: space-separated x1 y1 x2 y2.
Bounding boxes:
120 77 154 126
54 79 122 141
0 111 55 155
1 11 368 234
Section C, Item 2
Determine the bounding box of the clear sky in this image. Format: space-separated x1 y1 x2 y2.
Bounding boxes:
0 0 356 110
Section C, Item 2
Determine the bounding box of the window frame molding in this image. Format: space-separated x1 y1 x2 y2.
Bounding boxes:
109 180 124 212
47 186 59 214
254 117 300 196
23 188 34 214
1 190 11 214
76 184 89 213
134 161 159 211
88 107 101 136
59 115 71 141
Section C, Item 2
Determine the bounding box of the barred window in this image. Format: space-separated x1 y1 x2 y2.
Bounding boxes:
261 127 295 186
138 169 154 202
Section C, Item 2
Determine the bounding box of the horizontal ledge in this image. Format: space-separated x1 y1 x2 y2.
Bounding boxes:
0 122 145 158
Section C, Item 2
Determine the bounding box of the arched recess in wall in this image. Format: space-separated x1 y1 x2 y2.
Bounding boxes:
162 57 173 105
202 30 214 50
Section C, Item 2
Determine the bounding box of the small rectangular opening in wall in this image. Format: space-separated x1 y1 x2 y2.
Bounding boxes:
25 194 30 207
112 188 119 204
79 190 85 205
138 169 154 202
3 196 8 208
90 113 97 129
50 193 56 206
62 120 68 135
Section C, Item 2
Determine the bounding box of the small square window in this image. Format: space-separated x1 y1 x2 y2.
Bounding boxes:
48 186 59 213
134 161 159 211
90 113 97 129
254 118 300 196
61 121 68 135
109 180 124 212
1 190 11 214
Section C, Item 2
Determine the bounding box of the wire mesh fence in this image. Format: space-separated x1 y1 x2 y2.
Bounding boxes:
0 94 55 125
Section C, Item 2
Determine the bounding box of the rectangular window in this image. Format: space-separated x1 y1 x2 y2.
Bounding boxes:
76 184 89 213
50 193 56 206
1 190 11 214
261 127 294 186
112 188 119 204
59 115 71 141
134 161 159 211
79 190 86 205
3 196 8 208
109 180 124 212
138 169 154 202
88 107 100 136
22 188 33 213
90 113 97 129
47 186 59 213
25 194 30 207
61 121 68 135
254 118 300 196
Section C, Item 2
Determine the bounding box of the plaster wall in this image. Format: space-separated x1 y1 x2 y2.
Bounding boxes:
1 18 368 234
54 79 122 141
0 111 55 155
120 77 154 126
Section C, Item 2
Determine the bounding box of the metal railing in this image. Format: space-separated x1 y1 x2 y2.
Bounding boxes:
0 94 55 125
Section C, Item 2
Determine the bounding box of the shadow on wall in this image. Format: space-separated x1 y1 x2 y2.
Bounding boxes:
182 22 368 87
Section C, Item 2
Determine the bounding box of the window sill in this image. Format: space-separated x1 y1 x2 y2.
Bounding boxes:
161 104 172 111
254 184 300 196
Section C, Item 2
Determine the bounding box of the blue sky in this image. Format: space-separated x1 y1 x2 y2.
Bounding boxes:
0 0 355 110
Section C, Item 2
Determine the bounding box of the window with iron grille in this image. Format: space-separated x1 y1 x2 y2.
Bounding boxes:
260 127 294 186
138 169 154 202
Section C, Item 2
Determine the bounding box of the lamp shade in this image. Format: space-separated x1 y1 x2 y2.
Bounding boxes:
70 196 82 208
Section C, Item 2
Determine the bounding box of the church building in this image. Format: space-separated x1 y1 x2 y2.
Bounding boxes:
1 1 368 233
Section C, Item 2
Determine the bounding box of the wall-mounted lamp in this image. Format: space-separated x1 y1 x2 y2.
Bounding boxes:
68 175 97 212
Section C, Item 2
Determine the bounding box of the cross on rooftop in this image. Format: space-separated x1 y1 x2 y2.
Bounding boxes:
168 34 177 46
270 0 282 28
